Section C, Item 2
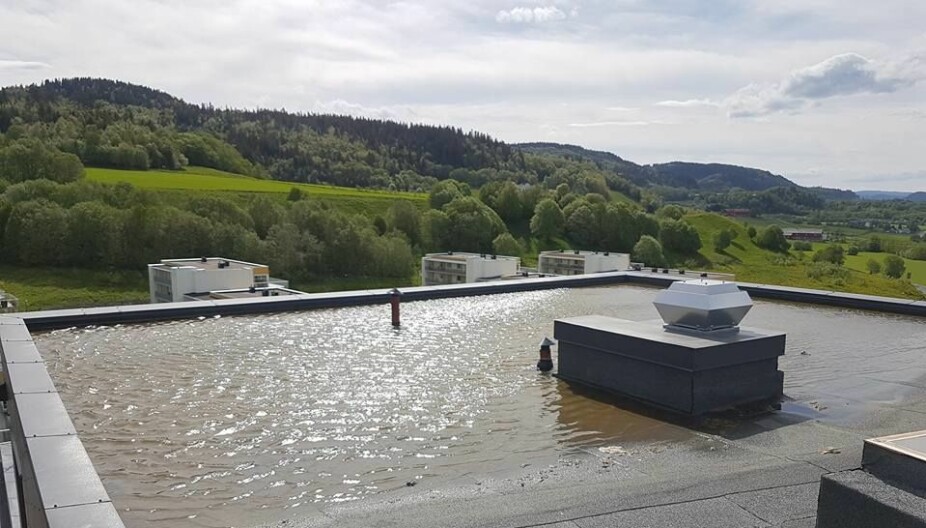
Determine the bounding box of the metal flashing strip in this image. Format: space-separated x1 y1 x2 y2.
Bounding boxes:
865 430 926 464
0 318 125 528
13 272 926 332
863 430 926 497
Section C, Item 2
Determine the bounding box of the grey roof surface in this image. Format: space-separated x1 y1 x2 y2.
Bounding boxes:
158 258 261 271
269 390 926 528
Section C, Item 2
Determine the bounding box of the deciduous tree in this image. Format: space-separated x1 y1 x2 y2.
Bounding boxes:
883 255 906 279
632 235 665 268
530 198 564 241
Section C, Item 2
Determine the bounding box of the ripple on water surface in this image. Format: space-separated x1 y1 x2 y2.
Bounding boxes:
36 286 926 527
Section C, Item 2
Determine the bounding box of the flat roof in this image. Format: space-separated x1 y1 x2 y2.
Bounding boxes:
540 250 628 257
186 287 302 300
155 258 267 271
423 252 519 262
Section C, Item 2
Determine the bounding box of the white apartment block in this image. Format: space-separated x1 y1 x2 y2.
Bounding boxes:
148 257 272 303
421 252 520 286
538 250 630 276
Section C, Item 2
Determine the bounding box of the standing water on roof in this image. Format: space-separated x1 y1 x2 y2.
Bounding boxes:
35 286 926 527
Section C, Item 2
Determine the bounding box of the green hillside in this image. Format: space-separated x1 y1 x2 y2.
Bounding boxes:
804 244 926 285
684 213 923 299
0 265 149 311
85 166 424 200
85 166 427 216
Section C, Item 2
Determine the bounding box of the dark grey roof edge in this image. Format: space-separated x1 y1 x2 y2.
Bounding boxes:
17 272 925 331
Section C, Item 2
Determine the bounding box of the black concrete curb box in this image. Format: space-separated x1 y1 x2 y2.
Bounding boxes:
816 431 926 527
816 470 926 528
554 315 785 415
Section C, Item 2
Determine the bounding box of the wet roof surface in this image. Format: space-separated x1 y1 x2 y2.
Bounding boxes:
32 285 926 528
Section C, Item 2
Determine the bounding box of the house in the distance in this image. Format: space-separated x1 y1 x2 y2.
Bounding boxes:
421 252 520 286
148 257 291 303
782 228 826 242
723 208 752 218
538 250 630 276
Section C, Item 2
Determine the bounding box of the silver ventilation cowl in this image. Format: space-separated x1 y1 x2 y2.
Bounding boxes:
653 279 753 332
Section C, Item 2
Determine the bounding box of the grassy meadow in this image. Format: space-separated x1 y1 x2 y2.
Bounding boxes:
803 243 926 285
0 266 150 312
85 166 428 216
685 213 924 300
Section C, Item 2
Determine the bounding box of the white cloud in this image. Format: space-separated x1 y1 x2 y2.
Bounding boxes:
496 6 567 24
726 52 924 117
784 53 915 98
0 59 50 70
654 99 719 108
568 120 674 127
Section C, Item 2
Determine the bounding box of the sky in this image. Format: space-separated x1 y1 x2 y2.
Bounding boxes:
0 0 924 191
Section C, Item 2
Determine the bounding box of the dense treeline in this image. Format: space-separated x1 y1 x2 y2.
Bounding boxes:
0 173 708 284
420 177 699 265
655 186 827 215
0 179 417 281
807 200 926 233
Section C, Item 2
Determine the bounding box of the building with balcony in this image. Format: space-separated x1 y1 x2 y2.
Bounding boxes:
783 228 826 242
538 250 630 276
421 252 520 286
148 257 286 303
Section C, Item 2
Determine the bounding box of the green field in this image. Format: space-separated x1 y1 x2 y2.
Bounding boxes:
845 252 926 284
0 265 421 312
0 266 150 312
685 213 924 300
85 167 427 215
802 242 926 285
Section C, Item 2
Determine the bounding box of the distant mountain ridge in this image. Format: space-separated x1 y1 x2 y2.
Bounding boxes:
856 190 918 201
515 142 860 199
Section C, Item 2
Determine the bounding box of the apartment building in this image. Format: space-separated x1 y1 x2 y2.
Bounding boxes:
148 257 275 303
538 250 630 276
421 252 520 286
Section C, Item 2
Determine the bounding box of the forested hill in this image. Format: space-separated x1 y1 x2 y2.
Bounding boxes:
513 142 653 184
517 142 797 191
517 142 867 201
0 78 527 190
649 161 794 191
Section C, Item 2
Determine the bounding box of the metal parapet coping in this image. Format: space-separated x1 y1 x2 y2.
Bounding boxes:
16 271 925 331
0 318 125 528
